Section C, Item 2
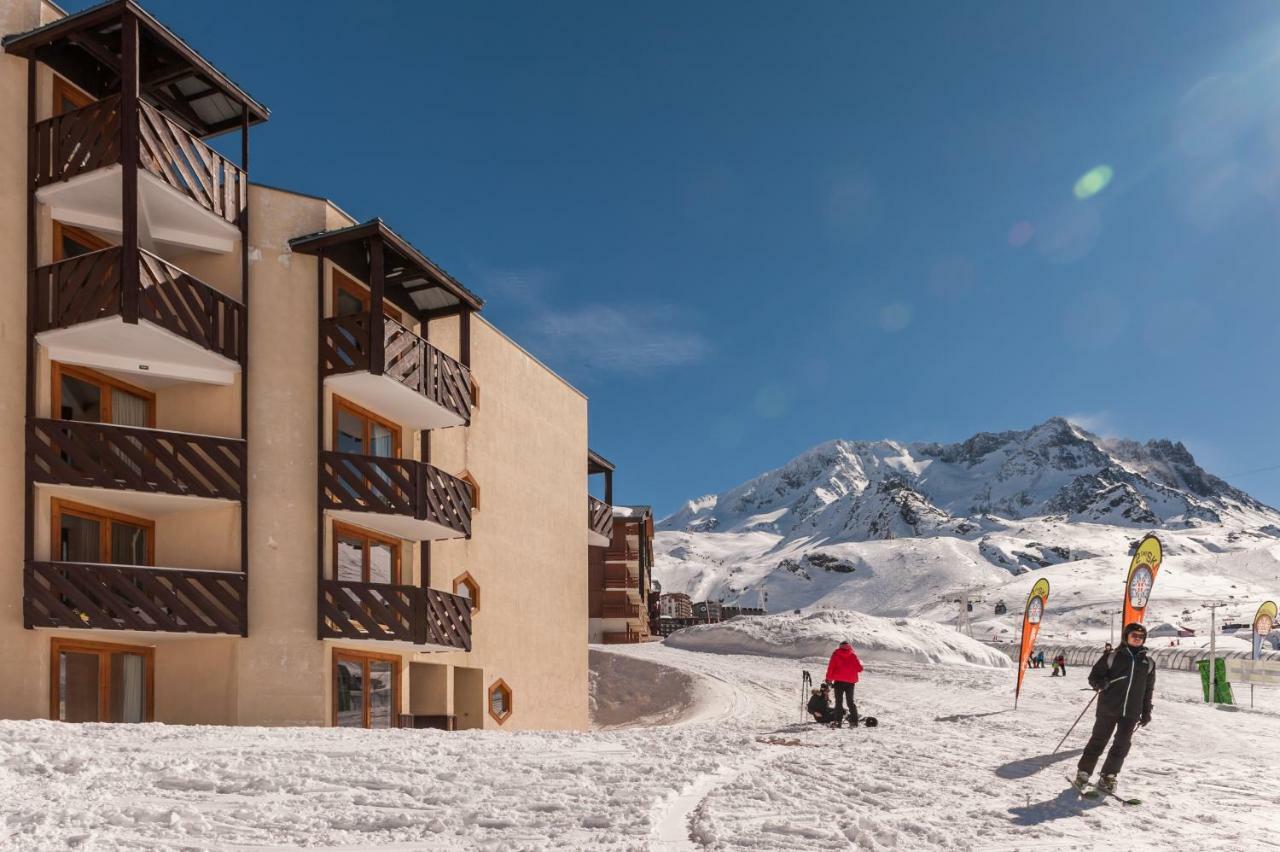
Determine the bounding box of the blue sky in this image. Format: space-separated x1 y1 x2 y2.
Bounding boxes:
72 0 1280 514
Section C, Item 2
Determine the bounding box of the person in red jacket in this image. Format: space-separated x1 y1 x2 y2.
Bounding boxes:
825 640 863 727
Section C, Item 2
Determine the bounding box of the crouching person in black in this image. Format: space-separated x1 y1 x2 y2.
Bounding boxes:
1074 622 1155 794
807 683 840 726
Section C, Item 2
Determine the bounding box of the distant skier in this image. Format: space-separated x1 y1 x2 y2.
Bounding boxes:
806 683 838 725
1051 654 1067 677
1035 651 1046 669
825 640 863 727
1074 623 1155 795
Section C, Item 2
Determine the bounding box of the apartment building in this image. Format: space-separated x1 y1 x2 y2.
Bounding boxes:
0 0 599 730
587 498 655 644
658 592 693 620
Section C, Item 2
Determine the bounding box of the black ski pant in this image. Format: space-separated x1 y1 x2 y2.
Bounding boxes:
832 682 857 725
1077 714 1139 777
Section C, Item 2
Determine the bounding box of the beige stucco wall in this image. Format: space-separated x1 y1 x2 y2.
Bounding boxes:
0 0 47 721
425 316 591 731
229 184 347 725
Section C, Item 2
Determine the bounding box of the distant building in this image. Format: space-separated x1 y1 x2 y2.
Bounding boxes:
692 600 722 623
587 503 655 644
658 592 693 619
721 605 765 619
656 617 704 637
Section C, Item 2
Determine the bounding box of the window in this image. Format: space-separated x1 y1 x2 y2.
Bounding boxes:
332 268 403 323
52 76 92 116
333 522 401 585
51 638 153 723
333 396 400 458
52 499 153 566
460 472 479 511
488 679 513 725
333 650 400 729
452 572 480 613
52 363 155 427
52 222 110 262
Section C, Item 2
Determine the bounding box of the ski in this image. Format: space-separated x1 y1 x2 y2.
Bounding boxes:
1066 776 1140 806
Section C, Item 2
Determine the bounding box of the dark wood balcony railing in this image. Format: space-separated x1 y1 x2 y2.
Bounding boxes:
320 451 472 537
602 566 638 590
589 495 612 541
33 247 245 363
319 580 472 650
34 95 247 226
29 419 245 501
601 602 641 619
320 313 472 425
602 626 643 644
24 561 246 635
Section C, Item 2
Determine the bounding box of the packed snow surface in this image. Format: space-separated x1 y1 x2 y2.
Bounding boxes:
4 630 1278 849
665 609 1011 668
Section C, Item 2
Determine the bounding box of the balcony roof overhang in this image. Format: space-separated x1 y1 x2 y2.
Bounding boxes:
289 219 484 318
587 449 615 475
2 0 269 137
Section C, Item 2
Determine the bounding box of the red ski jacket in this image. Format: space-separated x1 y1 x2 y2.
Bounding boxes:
826 646 863 684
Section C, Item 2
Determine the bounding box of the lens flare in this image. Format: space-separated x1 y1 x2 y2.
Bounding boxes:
1073 165 1114 199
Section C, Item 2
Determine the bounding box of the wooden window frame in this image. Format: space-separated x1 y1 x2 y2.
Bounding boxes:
49 637 155 722
460 471 479 511
52 497 155 566
487 678 513 725
52 362 156 427
452 571 480 614
332 520 402 585
51 75 92 116
332 268 403 324
331 395 402 458
52 221 111 262
332 649 401 729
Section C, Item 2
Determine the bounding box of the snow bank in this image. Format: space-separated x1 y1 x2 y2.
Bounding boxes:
664 609 1011 667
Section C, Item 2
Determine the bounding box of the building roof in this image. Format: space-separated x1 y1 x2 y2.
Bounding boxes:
289 219 484 315
3 0 269 136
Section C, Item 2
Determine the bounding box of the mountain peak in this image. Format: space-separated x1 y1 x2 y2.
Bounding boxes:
659 418 1277 541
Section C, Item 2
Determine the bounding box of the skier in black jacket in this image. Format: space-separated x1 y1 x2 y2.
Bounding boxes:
1074 622 1155 793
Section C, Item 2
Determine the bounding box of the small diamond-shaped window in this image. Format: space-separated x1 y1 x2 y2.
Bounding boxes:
453 572 480 613
488 679 512 724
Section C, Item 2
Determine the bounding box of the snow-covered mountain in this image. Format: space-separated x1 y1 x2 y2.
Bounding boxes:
654 418 1280 624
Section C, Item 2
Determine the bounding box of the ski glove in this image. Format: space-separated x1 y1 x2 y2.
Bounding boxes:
1139 713 1151 728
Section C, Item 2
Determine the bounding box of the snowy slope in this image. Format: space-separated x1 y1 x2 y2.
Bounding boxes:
663 609 1011 667
654 418 1280 619
5 644 1278 850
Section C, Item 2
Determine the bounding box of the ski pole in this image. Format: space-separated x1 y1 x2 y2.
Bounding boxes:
1052 692 1097 754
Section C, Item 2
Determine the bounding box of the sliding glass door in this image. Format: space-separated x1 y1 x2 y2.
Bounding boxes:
52 639 153 723
333 651 399 728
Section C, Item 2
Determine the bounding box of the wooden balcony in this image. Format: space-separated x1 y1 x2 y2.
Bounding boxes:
33 247 244 384
320 451 472 541
33 96 246 253
319 580 472 651
602 626 644 644
24 561 246 636
602 566 638 591
601 601 641 620
588 496 612 547
29 419 245 504
320 313 471 430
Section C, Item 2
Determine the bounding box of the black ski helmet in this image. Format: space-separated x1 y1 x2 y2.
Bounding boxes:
1122 622 1147 642
863 716 878 727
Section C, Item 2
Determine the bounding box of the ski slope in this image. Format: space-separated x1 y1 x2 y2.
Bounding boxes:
2 624 1276 850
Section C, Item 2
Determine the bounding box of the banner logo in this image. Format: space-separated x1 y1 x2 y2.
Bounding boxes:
1015 578 1051 708
1122 534 1162 628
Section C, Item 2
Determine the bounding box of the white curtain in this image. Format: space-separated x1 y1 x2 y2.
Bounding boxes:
118 654 144 723
110 389 148 426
